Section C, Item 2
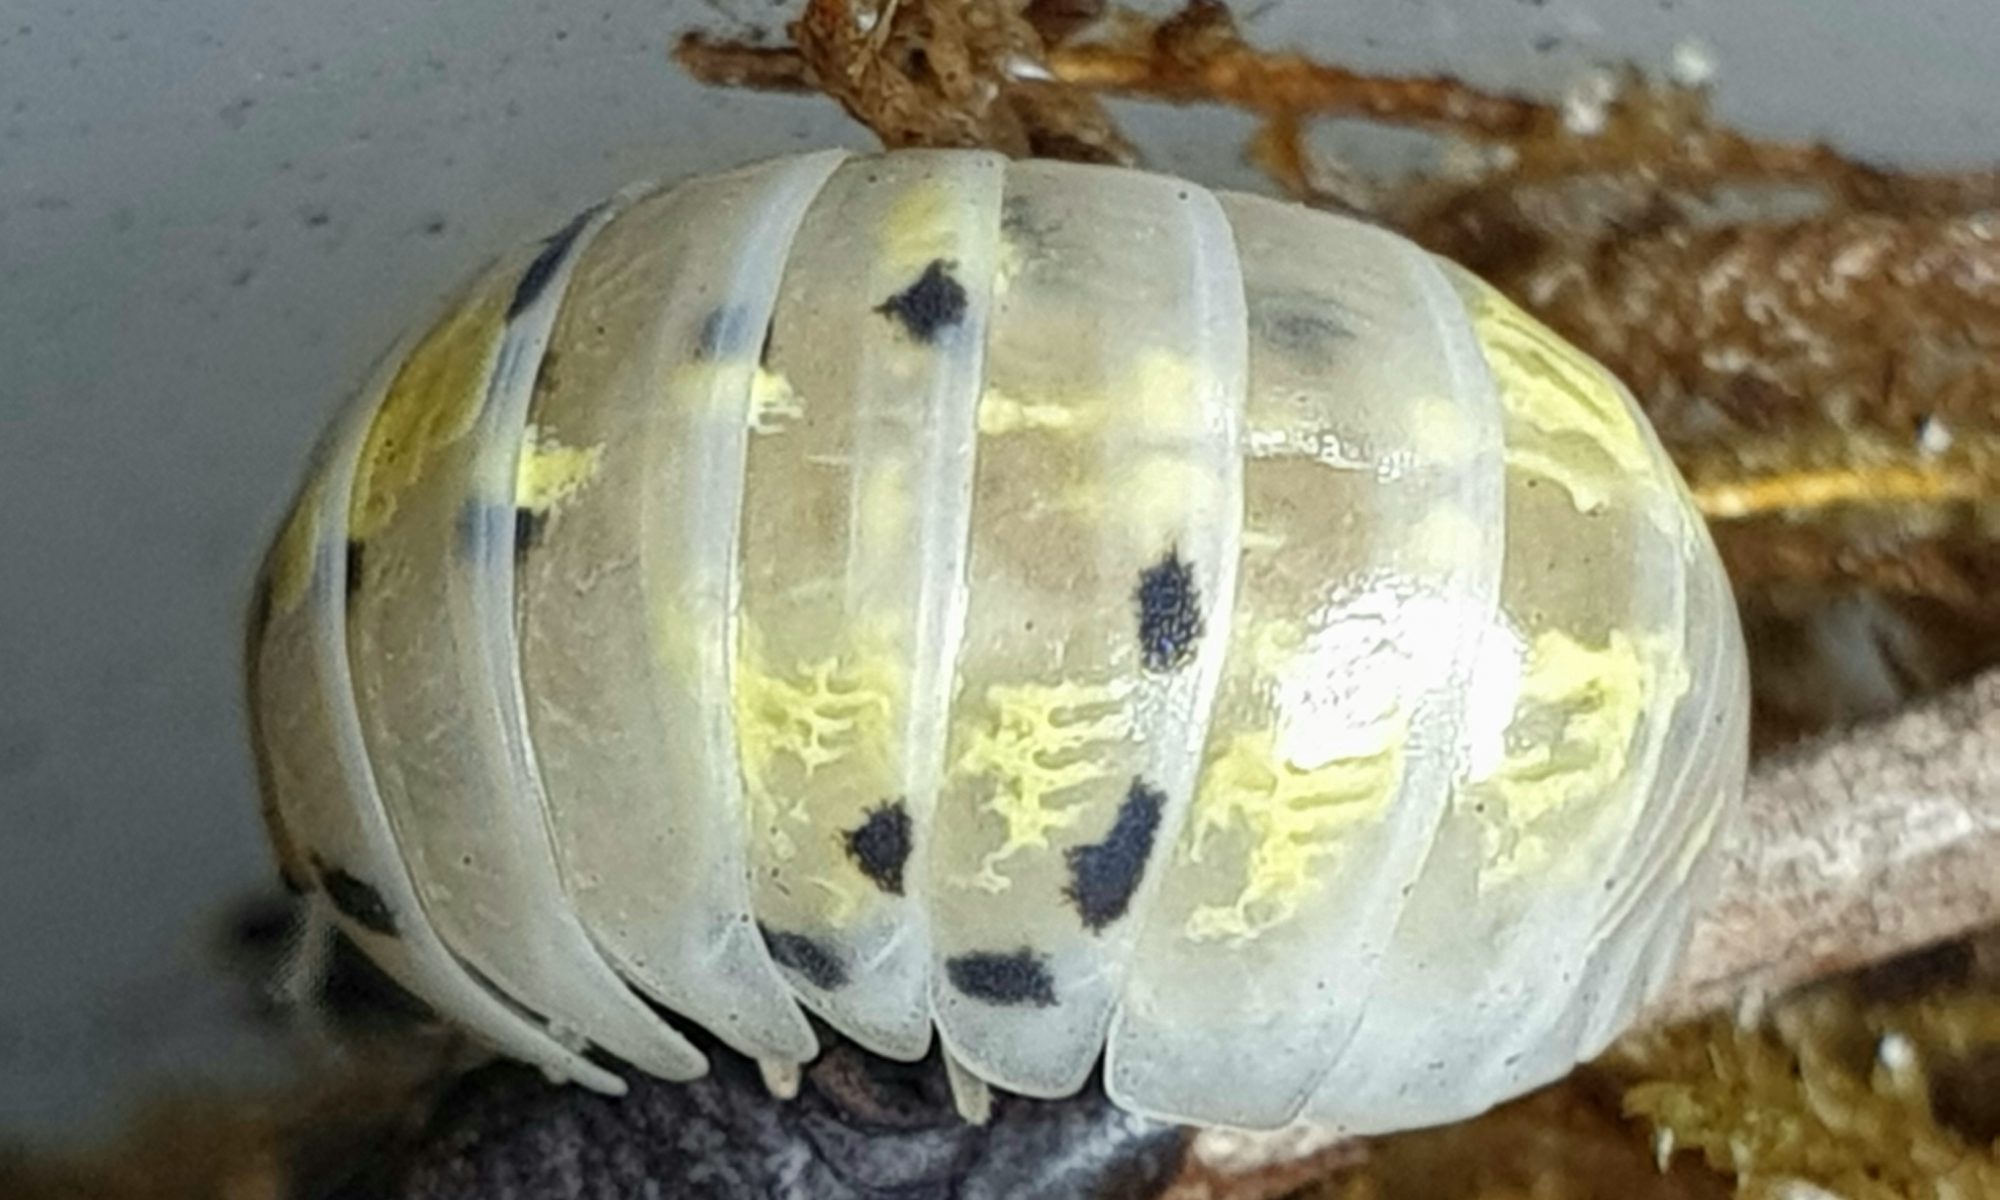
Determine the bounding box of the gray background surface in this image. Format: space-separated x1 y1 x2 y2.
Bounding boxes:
2 0 1995 1147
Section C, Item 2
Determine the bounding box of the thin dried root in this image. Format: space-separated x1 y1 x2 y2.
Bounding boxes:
1046 0 1548 135
678 0 1551 167
1692 453 2000 521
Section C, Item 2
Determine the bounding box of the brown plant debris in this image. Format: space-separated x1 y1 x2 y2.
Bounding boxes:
681 0 1139 163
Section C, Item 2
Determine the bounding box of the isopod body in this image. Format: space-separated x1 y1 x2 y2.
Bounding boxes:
247 148 1749 1133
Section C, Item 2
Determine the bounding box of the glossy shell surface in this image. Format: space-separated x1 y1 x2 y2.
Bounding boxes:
247 148 1749 1133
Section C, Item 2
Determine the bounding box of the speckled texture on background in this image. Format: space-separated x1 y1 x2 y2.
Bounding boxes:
4 0 1999 1150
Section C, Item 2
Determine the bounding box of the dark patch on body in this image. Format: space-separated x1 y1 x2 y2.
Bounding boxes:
1134 549 1202 672
1259 304 1348 356
343 538 366 599
1065 778 1165 931
450 499 544 560
1000 192 1057 244
694 302 778 365
314 855 398 937
946 949 1057 1008
513 506 547 556
843 800 913 895
875 259 967 343
507 205 597 318
761 924 849 992
695 304 749 358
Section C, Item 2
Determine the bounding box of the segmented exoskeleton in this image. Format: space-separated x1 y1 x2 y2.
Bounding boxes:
247 149 1747 1134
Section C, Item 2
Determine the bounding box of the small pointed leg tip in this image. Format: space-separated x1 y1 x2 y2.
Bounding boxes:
943 1049 994 1126
759 1057 801 1100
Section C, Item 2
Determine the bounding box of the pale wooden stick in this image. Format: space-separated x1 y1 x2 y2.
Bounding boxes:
1653 664 2000 1021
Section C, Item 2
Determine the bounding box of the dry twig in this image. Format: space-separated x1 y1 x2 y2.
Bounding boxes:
1657 666 2000 1022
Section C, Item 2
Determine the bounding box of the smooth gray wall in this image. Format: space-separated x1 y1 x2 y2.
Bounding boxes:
3 0 1995 1147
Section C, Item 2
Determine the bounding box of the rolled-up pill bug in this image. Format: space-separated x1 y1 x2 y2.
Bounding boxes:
245 148 1749 1134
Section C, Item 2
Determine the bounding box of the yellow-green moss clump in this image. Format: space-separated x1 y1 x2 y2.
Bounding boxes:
1609 973 2000 1200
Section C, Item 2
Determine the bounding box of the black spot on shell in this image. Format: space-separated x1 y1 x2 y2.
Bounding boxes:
762 925 848 992
1065 778 1165 931
695 304 751 360
514 506 547 556
844 801 913 896
343 539 365 599
507 206 596 318
875 259 967 343
1261 305 1348 355
1135 549 1202 672
1000 192 1053 242
314 856 398 937
946 949 1057 1008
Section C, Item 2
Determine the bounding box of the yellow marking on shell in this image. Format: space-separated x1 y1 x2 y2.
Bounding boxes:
267 476 325 617
978 387 1079 436
749 368 803 432
1182 721 1406 943
661 359 798 430
1452 270 1655 514
348 276 512 538
1241 526 1287 553
952 679 1134 891
514 425 603 514
1506 445 1621 513
1119 456 1218 545
975 349 1201 440
857 458 914 553
1061 454 1218 548
732 623 903 919
879 176 963 276
1126 349 1205 437
1469 627 1689 884
734 627 901 803
812 875 865 927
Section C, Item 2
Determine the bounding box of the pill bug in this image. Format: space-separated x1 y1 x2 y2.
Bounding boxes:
245 148 1749 1134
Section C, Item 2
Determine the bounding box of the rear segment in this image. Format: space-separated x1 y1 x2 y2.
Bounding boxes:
248 149 1748 1131
1294 270 1747 1133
